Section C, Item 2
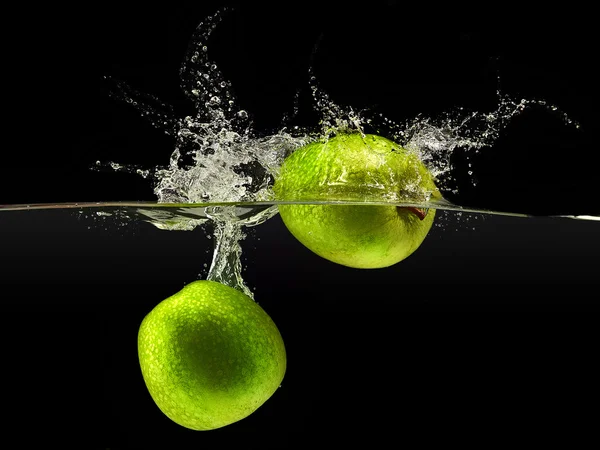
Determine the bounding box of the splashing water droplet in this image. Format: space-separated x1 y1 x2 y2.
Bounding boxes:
100 8 583 293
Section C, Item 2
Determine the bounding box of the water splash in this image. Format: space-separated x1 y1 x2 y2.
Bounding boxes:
98 8 583 293
399 93 580 186
305 56 580 196
103 9 581 216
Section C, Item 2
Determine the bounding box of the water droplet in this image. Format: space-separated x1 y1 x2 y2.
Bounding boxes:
100 9 586 297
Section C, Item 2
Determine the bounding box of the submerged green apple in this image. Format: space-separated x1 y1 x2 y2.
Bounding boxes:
273 133 440 268
138 280 286 430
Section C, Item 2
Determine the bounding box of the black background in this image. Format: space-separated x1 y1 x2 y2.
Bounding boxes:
1 1 598 447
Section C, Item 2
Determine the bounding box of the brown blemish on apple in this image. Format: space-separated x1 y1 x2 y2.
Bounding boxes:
397 206 427 220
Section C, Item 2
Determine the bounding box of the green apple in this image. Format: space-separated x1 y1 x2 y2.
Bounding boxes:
273 133 440 268
138 280 286 430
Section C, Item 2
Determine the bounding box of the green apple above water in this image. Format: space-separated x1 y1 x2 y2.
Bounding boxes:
273 133 440 268
138 280 286 430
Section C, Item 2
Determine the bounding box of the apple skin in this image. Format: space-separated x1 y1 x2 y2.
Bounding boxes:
138 280 286 430
273 133 439 268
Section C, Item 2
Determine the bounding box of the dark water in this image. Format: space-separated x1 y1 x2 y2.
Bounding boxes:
2 207 598 306
2 1 598 447
2 207 598 446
